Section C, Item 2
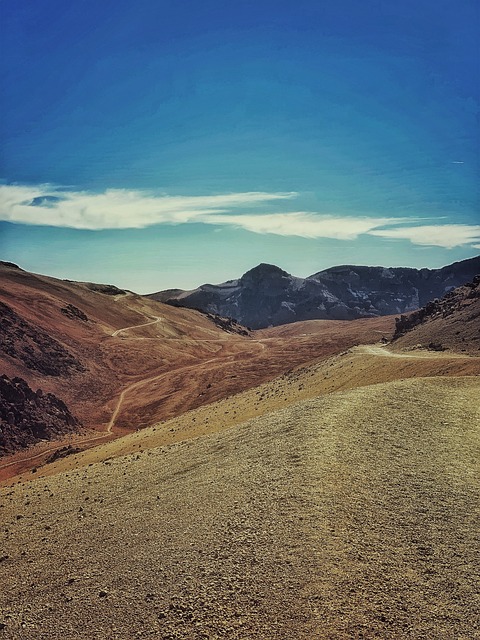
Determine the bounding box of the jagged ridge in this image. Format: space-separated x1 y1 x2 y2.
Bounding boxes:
149 256 480 329
392 275 480 354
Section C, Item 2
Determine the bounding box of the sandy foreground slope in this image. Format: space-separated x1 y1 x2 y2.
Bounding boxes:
1 350 479 639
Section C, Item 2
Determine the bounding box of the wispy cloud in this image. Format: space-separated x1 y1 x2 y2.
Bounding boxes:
1 183 479 249
202 212 398 239
369 224 480 249
0 184 296 230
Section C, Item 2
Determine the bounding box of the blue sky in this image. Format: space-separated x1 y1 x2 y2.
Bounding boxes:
1 0 479 292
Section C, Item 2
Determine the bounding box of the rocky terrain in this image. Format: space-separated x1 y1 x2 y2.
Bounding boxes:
0 301 85 376
204 312 252 336
0 375 81 455
393 275 480 354
0 356 478 639
150 256 480 328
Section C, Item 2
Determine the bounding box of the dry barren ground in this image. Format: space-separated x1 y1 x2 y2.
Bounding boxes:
7 345 477 480
1 372 479 639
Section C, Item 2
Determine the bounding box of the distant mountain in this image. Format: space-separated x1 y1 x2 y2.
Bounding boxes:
149 256 480 329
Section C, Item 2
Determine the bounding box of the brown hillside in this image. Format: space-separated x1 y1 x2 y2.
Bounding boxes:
0 263 395 470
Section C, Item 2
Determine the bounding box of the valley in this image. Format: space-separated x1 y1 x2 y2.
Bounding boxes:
0 262 479 638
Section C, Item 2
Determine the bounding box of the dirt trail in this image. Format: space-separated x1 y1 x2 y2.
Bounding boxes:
111 315 163 337
2 341 475 478
1 376 478 639
358 344 468 359
0 314 167 474
0 321 268 478
0 431 113 472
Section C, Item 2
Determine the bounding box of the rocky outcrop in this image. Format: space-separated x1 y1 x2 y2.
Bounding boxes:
84 282 127 296
0 375 81 456
205 313 251 336
45 445 83 464
392 276 480 353
60 304 89 322
149 256 480 329
0 301 85 376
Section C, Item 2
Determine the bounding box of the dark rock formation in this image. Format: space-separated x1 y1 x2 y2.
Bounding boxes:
60 304 89 322
393 275 480 340
205 313 251 336
0 301 85 376
84 282 127 296
45 445 83 464
149 256 480 329
0 375 81 456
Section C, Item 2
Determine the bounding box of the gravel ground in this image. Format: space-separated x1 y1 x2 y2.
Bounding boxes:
1 376 479 639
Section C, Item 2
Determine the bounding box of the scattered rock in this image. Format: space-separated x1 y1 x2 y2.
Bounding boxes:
45 445 83 465
0 301 85 376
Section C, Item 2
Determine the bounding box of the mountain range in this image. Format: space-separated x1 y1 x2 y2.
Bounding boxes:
149 256 480 329
1 255 478 460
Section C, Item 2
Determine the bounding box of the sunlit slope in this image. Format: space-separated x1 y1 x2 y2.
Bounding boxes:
16 343 479 479
1 375 478 639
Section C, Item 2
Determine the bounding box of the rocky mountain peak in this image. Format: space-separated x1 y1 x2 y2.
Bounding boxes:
240 263 290 284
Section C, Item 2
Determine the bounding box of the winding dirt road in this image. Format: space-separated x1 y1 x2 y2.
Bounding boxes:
1 340 472 475
358 344 468 359
0 315 269 475
111 315 163 337
0 315 167 473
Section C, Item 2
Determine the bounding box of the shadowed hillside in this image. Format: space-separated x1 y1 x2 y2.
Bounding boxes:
0 375 82 455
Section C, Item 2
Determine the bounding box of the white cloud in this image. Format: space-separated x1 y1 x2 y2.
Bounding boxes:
0 184 296 230
202 212 398 239
368 224 480 249
1 183 479 249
